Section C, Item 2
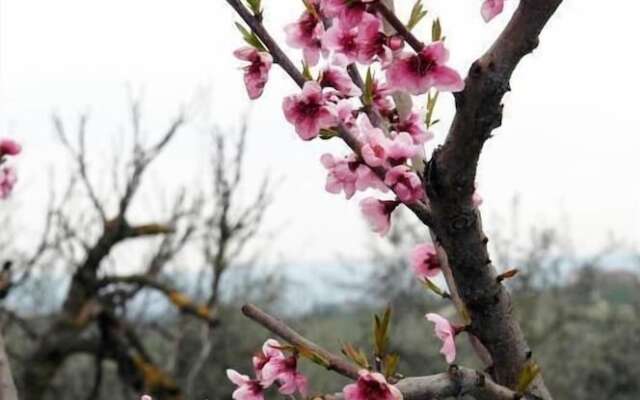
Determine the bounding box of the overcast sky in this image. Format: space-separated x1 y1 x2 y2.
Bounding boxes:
1 0 639 267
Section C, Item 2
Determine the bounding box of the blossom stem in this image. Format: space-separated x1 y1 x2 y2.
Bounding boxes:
373 2 424 52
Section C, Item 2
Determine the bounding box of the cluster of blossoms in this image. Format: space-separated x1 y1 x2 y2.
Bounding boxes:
228 339 404 400
233 0 497 239
227 339 308 400
0 139 21 199
229 0 509 397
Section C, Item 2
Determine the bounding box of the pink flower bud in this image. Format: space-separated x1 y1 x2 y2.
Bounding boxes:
388 35 404 51
410 243 441 280
0 139 21 157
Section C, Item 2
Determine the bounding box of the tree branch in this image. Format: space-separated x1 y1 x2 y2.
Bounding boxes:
243 304 522 400
373 2 423 52
100 275 217 326
425 0 563 396
242 304 360 380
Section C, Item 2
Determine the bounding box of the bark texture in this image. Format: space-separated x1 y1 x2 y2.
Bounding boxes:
426 0 563 397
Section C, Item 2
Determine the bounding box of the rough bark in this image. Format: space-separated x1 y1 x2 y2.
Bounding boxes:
425 0 563 397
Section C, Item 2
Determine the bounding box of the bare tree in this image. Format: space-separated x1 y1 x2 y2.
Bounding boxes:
0 101 272 400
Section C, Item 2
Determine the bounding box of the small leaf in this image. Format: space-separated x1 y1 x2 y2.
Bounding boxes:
319 128 338 140
497 268 520 282
383 353 400 379
363 67 375 106
425 90 440 128
234 22 266 51
302 0 320 19
302 61 313 81
516 361 541 393
373 307 392 358
422 278 447 298
432 18 442 42
341 342 370 369
245 0 262 15
407 0 428 31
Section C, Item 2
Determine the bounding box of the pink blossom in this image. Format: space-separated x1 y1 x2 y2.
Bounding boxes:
285 10 325 66
355 164 387 192
386 41 464 95
425 313 460 364
321 154 386 197
0 167 17 199
360 197 400 236
261 355 308 396
283 81 336 141
322 0 374 28
356 13 393 66
0 139 21 157
359 116 390 168
384 166 424 203
227 369 265 400
395 111 433 145
140 396 152 400
472 190 483 208
319 65 362 97
321 153 359 199
387 132 418 166
343 370 403 400
252 339 285 378
323 19 361 63
335 100 357 131
481 0 505 22
370 80 395 115
410 243 441 280
233 47 273 100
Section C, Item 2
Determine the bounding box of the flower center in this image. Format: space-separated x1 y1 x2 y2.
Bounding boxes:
297 100 321 117
410 53 436 76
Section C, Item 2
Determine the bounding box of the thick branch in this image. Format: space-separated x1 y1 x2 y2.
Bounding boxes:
99 275 217 326
327 367 518 400
426 0 562 396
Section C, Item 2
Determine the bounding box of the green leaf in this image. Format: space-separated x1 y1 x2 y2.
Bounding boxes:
407 0 428 31
373 307 391 358
245 0 262 15
302 0 320 19
516 361 541 393
425 90 440 128
319 128 338 140
432 18 442 42
383 353 400 379
363 67 375 106
302 61 313 81
341 342 370 369
422 278 447 298
234 22 267 52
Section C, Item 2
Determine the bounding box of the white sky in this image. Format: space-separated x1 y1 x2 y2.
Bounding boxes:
0 0 639 267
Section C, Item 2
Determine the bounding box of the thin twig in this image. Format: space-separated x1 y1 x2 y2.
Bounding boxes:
242 304 360 380
374 2 424 52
